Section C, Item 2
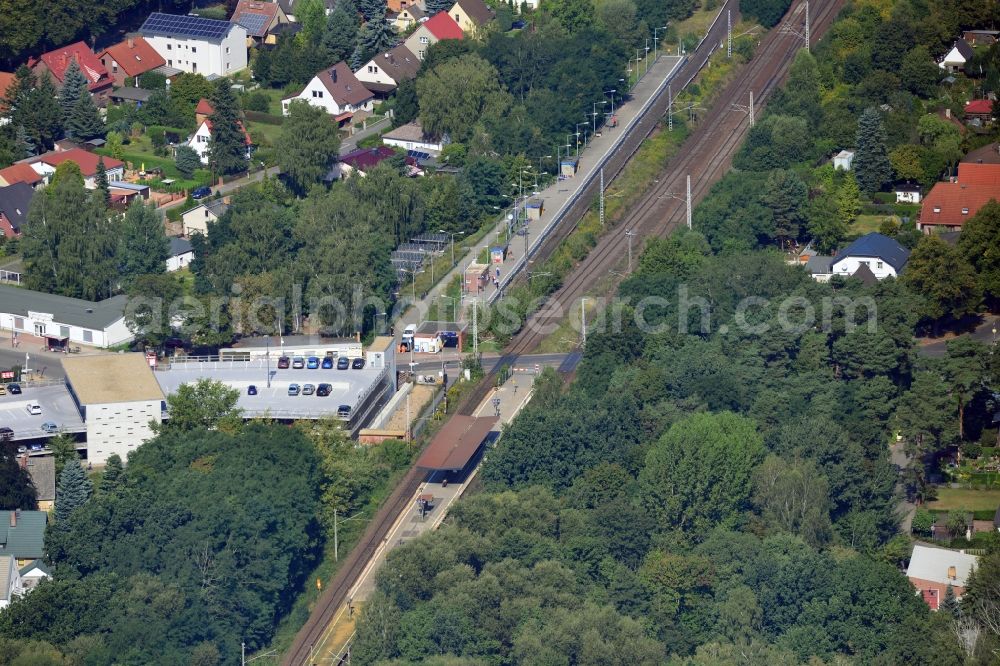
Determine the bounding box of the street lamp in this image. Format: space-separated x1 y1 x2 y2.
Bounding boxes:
538 154 551 178
441 229 464 266
644 42 651 75
653 25 668 60
605 89 617 118
591 100 606 134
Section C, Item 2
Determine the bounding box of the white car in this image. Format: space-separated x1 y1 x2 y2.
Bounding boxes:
25 403 41 415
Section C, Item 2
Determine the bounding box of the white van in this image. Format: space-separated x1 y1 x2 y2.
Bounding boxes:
401 324 416 350
25 403 41 415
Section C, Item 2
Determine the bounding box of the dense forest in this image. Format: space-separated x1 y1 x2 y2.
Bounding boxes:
347 0 1000 663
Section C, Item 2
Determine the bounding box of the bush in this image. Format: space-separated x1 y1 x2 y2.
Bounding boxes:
741 0 793 27
138 71 167 90
961 441 983 460
174 145 201 178
244 91 271 113
911 508 935 535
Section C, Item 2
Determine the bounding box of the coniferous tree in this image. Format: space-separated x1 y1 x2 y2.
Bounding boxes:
324 0 361 63
206 79 249 176
98 454 124 493
174 144 201 178
14 124 34 157
853 107 892 195
0 452 37 510
354 11 395 66
357 0 387 23
55 456 92 523
94 156 110 208
118 200 169 286
425 0 452 15
66 91 105 141
5 67 62 150
941 584 960 617
60 59 89 122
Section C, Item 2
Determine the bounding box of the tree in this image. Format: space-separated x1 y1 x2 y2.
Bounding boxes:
155 378 243 434
279 101 341 194
889 144 925 183
174 144 201 179
958 200 1000 305
911 508 935 535
762 169 807 247
59 60 89 124
805 193 846 253
5 68 62 151
125 273 185 347
354 11 396 66
853 107 892 194
66 92 105 141
901 46 941 97
54 457 92 523
206 79 249 176
424 0 453 15
105 130 125 160
324 1 360 63
47 434 80 480
0 451 37 509
417 55 512 142
904 234 981 329
751 454 832 546
98 454 124 493
118 201 169 287
897 370 956 497
357 0 387 22
298 0 328 43
943 337 988 441
94 157 110 208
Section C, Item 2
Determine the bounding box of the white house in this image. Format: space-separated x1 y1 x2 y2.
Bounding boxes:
181 197 229 236
140 12 248 77
281 62 374 118
382 121 445 154
63 354 166 465
894 182 922 204
28 149 125 190
907 544 979 610
17 560 51 593
0 555 22 609
167 237 194 272
833 149 854 171
355 44 420 95
938 39 974 72
0 285 131 348
829 232 910 280
187 119 252 164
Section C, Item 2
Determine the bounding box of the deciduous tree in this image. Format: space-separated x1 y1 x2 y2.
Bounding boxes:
279 100 341 194
118 201 169 286
904 234 981 329
417 55 512 142
155 378 243 434
958 200 1000 305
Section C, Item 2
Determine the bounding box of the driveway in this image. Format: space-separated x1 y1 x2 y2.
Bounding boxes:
917 315 998 357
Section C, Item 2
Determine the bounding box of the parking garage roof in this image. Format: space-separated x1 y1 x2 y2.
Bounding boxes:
63 354 165 404
416 415 497 471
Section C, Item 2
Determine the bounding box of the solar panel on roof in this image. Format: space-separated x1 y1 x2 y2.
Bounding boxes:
236 13 269 35
141 12 233 40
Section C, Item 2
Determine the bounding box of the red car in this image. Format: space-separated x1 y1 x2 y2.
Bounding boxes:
277 356 290 369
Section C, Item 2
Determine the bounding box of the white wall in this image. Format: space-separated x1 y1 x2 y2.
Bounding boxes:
0 556 21 608
896 191 921 203
188 121 212 163
831 255 898 280
356 60 397 87
84 398 162 464
383 136 443 154
144 25 247 77
0 312 130 347
282 79 343 116
181 204 218 236
167 251 194 272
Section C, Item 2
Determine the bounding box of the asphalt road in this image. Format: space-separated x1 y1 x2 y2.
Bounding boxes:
0 348 65 380
917 315 998 358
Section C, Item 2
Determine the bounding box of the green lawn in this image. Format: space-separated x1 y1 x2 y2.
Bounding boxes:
853 214 899 235
245 120 282 146
928 486 1000 512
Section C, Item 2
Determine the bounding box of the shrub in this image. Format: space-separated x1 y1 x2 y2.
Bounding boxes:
174 145 201 178
244 91 271 113
911 508 935 535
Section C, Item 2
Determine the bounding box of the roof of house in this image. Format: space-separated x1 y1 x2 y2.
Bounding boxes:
921 180 1000 227
316 62 374 107
109 86 154 103
966 99 994 115
37 149 124 177
0 163 43 187
0 510 47 560
371 44 421 83
805 254 832 275
834 149 854 159
63 354 165 405
953 39 975 60
18 559 51 577
30 41 111 91
906 544 978 587
850 262 878 285
170 237 193 256
232 0 281 37
24 455 55 502
832 232 910 272
196 98 215 116
98 36 166 77
339 146 399 171
141 12 241 41
423 12 465 40
894 181 922 193
184 198 230 219
199 119 253 145
0 71 15 111
453 0 495 26
963 143 1000 164
383 121 431 143
959 162 1000 187
0 283 128 330
399 4 426 19
0 182 34 233
0 555 13 601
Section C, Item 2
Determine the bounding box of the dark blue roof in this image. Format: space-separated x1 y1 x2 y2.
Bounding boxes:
141 13 236 40
833 232 910 272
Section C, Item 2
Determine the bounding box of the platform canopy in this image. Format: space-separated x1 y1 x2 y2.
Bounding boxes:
416 415 498 471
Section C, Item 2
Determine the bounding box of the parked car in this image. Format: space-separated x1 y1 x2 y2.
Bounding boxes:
307 356 320 369
0 427 13 441
277 356 290 369
28 443 43 452
302 383 316 396
337 404 352 418
337 356 350 370
287 383 300 396
191 186 212 199
17 445 26 453
247 385 258 395
351 357 366 370
7 383 19 394
321 356 334 369
0 385 6 396
41 421 59 433
292 356 305 369
25 403 41 415
316 383 332 397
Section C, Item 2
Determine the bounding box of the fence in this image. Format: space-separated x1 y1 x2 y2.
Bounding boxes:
0 269 20 284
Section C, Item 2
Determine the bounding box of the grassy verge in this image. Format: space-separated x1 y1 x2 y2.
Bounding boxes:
928 486 1000 512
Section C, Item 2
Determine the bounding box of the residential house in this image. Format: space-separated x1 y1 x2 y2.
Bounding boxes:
963 142 1000 165
29 41 113 105
181 197 229 236
22 454 55 512
382 121 445 154
894 181 922 204
832 149 854 171
0 71 15 124
907 544 978 610
17 560 51 592
405 12 464 60
829 232 910 280
336 146 406 178
355 44 421 96
939 39 974 72
963 29 999 46
108 87 153 107
0 284 131 348
195 97 215 125
965 99 995 125
231 0 290 46
0 163 44 189
108 181 151 210
187 117 252 164
30 149 125 189
0 510 47 566
448 0 494 33
167 237 194 271
0 182 33 238
388 0 416 13
393 4 426 31
140 13 248 77
919 162 1000 232
98 36 167 87
281 62 374 120
0 555 22 609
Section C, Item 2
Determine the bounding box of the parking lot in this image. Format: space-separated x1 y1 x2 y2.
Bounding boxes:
0 383 85 441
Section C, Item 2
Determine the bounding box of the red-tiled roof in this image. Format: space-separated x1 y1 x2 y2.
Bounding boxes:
232 0 280 37
340 146 397 170
424 12 464 40
196 98 215 115
98 36 166 77
0 163 43 186
0 71 15 112
920 181 1000 228
966 99 994 115
958 162 1000 187
30 41 111 91
38 149 124 177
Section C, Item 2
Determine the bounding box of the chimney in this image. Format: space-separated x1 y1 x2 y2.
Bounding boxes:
128 36 135 48
331 68 337 83
948 565 957 580
9 511 15 528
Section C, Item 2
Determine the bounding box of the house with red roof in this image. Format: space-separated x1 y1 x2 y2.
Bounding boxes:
98 36 167 87
231 0 289 46
919 162 1000 233
404 12 464 60
0 164 45 189
965 99 995 125
0 71 15 118
28 41 113 105
187 116 253 164
29 149 125 189
335 146 416 178
281 62 374 122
